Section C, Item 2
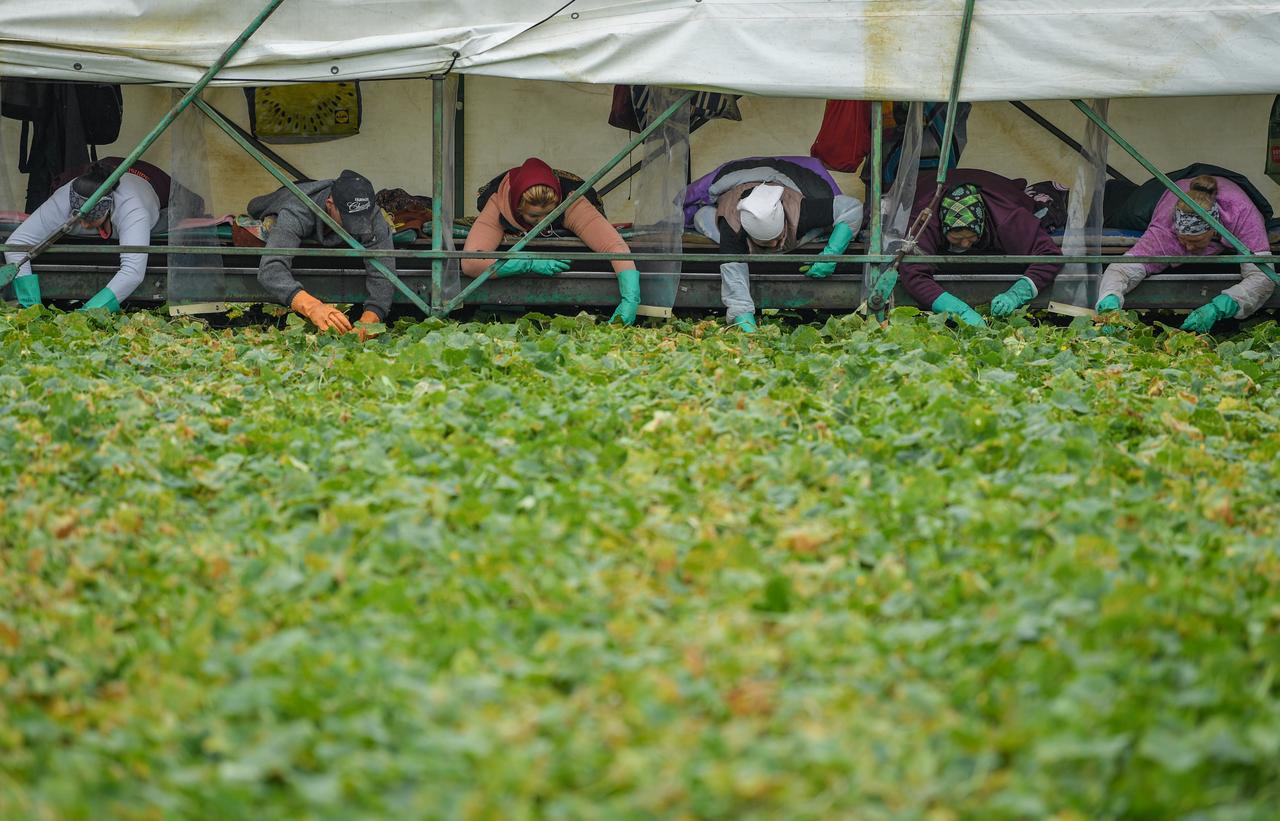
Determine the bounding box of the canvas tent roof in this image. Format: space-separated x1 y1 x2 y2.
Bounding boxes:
1 0 1278 100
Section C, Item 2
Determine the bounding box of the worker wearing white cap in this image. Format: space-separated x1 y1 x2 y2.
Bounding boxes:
688 158 863 332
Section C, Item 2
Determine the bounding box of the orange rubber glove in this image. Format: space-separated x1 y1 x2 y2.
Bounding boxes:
353 309 383 342
290 290 353 333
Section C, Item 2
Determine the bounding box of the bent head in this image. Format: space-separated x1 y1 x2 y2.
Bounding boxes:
517 185 560 226
1177 230 1215 253
945 228 980 253
69 163 116 232
1173 175 1220 254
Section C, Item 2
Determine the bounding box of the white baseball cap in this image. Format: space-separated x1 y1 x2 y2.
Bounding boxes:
737 184 786 242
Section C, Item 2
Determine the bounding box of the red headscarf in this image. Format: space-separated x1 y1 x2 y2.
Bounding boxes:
506 158 562 228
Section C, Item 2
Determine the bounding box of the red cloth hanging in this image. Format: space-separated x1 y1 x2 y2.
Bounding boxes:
810 100 873 173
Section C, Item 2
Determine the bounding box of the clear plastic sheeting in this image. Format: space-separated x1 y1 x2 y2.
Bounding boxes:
166 91 223 314
1051 98 1109 313
0 83 23 216
629 85 689 315
436 75 462 304
866 101 924 296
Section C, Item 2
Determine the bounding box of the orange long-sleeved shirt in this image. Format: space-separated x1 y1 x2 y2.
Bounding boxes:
461 174 635 277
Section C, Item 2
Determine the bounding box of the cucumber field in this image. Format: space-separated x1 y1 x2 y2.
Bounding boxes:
2 306 1279 818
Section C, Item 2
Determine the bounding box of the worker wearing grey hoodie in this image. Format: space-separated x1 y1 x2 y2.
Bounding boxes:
247 169 395 333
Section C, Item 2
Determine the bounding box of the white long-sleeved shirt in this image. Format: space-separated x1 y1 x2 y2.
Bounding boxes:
4 173 161 302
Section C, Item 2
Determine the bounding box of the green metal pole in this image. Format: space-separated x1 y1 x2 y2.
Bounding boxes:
442 90 695 314
935 0 977 184
0 0 288 288
194 97 432 314
868 101 884 320
1072 99 1280 286
867 0 977 312
431 76 446 312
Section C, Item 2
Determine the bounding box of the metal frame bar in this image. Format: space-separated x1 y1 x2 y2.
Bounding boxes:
431 75 447 311
193 97 433 313
5 244 1274 268
0 0 288 288
440 90 696 314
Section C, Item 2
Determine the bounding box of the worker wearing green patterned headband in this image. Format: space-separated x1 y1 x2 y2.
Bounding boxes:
899 170 1064 326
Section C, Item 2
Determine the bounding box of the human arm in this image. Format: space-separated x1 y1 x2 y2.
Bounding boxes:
799 195 863 278
101 198 157 303
3 190 70 279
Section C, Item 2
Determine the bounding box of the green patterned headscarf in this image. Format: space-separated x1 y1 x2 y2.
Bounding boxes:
941 184 986 235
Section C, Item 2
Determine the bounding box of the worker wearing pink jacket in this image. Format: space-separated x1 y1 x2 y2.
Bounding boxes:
1096 175 1274 333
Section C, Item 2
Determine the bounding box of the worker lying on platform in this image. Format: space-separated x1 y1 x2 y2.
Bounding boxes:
685 156 864 332
249 169 393 335
2 159 171 311
1095 174 1274 333
463 158 642 325
899 169 1063 327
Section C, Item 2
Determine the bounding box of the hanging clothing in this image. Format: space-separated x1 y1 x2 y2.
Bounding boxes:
608 85 742 132
809 100 872 173
861 101 971 192
898 169 1062 307
0 80 122 212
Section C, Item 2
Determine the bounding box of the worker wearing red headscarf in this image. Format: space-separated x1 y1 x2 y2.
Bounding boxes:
463 158 642 324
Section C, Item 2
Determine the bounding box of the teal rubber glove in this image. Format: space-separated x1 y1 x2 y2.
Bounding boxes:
1181 293 1239 333
13 275 41 308
1095 293 1122 313
989 277 1036 318
731 312 757 333
610 268 641 325
0 262 18 288
800 222 854 279
931 291 986 327
495 258 571 278
80 287 120 313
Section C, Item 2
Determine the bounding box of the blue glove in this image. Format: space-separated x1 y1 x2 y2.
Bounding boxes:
731 312 757 333
13 274 41 308
800 222 854 279
496 258 571 278
80 287 120 313
1095 293 1122 313
989 277 1036 318
931 292 986 327
610 268 641 325
1181 293 1239 333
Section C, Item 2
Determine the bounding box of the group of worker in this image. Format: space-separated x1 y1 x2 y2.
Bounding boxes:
3 152 1274 336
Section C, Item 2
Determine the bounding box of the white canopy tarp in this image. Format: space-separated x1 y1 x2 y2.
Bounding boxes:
2 0 1278 100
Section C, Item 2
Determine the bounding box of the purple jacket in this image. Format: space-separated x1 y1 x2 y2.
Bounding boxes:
899 169 1063 306
684 156 840 226
1127 177 1269 274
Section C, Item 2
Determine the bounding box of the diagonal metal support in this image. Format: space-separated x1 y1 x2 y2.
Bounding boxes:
194 97 432 314
441 90 695 315
1072 99 1280 286
866 0 977 313
0 0 288 289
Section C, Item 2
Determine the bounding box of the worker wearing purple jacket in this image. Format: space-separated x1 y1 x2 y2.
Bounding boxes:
898 169 1063 326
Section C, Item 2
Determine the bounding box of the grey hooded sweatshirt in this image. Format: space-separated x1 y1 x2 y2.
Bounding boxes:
248 179 395 320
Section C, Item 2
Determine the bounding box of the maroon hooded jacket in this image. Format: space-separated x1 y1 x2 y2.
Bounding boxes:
898 169 1062 306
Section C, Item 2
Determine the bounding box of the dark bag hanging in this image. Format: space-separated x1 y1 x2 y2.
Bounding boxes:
76 84 124 146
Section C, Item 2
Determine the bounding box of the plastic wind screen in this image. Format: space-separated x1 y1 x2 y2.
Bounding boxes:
1051 98 1109 313
629 86 689 315
167 91 224 314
